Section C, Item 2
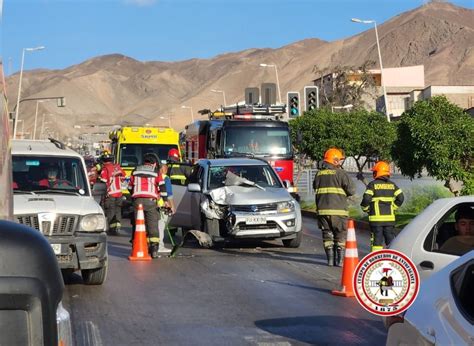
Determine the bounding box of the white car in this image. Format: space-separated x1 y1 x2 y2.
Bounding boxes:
12 139 108 285
388 196 474 281
386 250 474 345
169 158 303 247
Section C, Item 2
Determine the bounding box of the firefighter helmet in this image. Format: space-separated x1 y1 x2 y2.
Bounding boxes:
168 148 180 162
100 152 113 162
372 161 391 179
323 148 344 165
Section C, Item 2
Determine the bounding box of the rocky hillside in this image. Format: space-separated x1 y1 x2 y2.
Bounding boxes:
6 2 474 138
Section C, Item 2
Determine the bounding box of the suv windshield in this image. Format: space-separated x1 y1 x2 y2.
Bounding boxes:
12 155 89 195
223 127 291 157
208 165 282 190
119 144 178 168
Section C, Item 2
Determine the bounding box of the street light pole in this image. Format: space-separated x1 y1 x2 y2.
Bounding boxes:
351 18 389 122
13 46 45 139
182 105 194 122
33 100 44 139
259 63 282 104
211 89 227 107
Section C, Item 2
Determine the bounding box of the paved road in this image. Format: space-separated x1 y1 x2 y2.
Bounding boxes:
63 217 386 345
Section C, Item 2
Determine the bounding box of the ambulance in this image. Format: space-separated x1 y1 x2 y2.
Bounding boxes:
109 126 180 216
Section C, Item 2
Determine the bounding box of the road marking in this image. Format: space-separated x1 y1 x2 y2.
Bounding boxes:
77 321 103 346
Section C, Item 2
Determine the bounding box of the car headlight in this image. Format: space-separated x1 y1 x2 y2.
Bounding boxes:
277 201 295 213
80 214 106 232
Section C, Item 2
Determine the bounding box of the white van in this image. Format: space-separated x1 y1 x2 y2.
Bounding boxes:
12 139 108 285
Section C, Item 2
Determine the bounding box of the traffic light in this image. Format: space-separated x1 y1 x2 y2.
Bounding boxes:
304 86 319 111
287 92 300 118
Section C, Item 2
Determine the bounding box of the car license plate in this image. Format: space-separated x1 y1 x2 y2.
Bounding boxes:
51 243 61 255
246 216 266 225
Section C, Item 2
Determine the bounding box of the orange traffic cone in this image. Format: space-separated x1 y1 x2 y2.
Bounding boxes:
129 204 152 261
331 219 359 297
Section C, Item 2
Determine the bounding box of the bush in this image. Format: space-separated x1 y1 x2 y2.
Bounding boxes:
399 185 453 214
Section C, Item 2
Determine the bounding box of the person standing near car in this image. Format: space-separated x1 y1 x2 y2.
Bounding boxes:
157 160 175 253
167 148 190 185
128 153 167 258
313 148 356 266
360 161 404 252
99 152 125 235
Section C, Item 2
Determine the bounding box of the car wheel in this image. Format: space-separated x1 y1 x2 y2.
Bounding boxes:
82 264 108 285
282 231 302 248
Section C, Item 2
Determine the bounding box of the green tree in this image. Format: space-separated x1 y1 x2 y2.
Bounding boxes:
392 96 474 195
290 108 396 185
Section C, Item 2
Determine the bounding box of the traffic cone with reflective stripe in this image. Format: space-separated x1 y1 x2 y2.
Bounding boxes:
332 219 359 297
129 204 151 261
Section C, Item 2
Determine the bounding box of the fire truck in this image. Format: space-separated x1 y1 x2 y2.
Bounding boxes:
183 103 299 199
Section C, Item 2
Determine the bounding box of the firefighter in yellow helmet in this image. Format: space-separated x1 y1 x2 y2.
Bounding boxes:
360 161 404 252
313 148 356 266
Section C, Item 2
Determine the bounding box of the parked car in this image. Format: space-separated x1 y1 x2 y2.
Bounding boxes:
169 158 302 247
386 250 474 345
388 197 474 281
12 139 108 285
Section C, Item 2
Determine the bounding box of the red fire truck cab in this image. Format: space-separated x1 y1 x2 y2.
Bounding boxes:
183 107 299 200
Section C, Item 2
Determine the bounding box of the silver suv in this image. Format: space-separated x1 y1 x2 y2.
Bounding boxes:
170 158 302 247
12 139 108 285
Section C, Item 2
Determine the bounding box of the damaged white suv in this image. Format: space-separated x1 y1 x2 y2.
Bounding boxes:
169 158 302 247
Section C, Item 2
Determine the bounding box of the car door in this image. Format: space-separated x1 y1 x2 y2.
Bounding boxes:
169 164 202 230
411 202 474 281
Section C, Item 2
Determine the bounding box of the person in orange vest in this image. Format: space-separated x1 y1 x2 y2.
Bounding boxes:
361 161 404 252
99 152 125 235
128 153 167 258
313 148 356 266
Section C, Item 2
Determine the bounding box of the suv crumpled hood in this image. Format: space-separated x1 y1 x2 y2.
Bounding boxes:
208 186 292 205
14 195 103 216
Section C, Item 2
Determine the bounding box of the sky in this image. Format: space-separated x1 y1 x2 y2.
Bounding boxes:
2 0 473 75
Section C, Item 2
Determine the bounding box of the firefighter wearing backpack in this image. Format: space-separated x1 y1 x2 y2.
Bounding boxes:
313 148 356 266
360 161 404 252
99 152 125 235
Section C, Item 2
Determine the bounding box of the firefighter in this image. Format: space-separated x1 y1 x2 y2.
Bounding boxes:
128 153 167 258
360 161 404 252
99 152 125 235
167 148 189 185
313 148 356 266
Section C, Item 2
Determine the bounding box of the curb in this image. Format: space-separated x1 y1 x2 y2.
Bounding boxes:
301 209 370 232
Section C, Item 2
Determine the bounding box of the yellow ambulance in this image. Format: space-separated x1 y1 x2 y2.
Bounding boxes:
109 126 180 216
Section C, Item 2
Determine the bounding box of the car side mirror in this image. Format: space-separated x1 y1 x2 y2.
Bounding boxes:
283 180 291 189
187 183 201 193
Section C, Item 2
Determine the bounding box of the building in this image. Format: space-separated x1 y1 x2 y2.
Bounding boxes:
313 65 425 117
313 65 474 118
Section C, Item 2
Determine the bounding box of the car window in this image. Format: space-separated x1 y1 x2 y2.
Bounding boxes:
450 261 474 324
424 203 474 257
207 164 282 190
12 155 88 195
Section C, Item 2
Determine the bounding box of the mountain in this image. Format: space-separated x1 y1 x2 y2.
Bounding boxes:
6 2 474 139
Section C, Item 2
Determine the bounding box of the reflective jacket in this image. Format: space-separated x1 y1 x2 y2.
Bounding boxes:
129 164 167 200
313 162 356 216
360 177 404 225
168 163 189 185
100 162 125 197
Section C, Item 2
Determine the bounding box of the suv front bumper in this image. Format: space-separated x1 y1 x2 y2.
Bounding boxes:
47 232 107 270
227 211 300 239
